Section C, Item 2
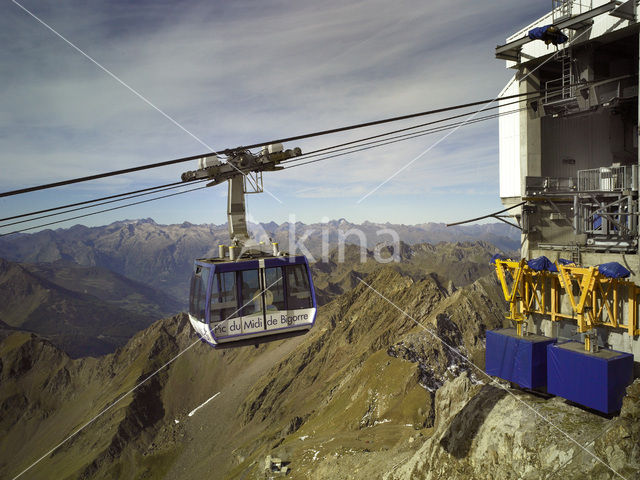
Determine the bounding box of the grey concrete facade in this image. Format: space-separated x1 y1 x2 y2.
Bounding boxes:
498 1 640 359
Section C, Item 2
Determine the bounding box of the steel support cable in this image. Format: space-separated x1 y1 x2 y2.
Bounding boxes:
0 184 208 237
283 113 509 169
0 83 582 199
0 180 209 229
285 106 527 167
0 181 187 223
3 97 531 224
283 106 528 170
446 201 527 227
283 110 522 170
280 95 531 165
2 108 502 234
215 80 594 151
228 98 527 173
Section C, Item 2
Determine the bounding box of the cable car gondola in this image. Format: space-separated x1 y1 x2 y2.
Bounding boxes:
188 253 316 348
182 144 317 347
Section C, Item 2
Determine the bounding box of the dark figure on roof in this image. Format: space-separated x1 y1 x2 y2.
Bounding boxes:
528 25 569 46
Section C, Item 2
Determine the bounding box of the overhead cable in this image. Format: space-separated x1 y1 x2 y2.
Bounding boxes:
282 96 527 166
3 104 526 231
3 101 527 231
0 184 207 237
284 106 527 170
0 85 572 199
0 180 208 229
0 181 185 223
0 97 527 223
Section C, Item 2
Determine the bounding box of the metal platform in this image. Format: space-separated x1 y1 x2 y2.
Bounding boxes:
495 1 626 61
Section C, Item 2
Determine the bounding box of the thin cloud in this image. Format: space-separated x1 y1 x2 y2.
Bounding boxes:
1 0 548 225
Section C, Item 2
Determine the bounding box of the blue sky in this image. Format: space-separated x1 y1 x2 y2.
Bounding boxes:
0 1 550 231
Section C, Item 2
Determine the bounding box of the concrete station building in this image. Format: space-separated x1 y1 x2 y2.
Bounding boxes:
495 0 639 358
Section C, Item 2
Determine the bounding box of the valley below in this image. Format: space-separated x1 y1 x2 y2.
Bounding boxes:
0 220 638 479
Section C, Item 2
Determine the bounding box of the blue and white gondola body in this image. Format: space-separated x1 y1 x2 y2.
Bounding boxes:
187 255 317 347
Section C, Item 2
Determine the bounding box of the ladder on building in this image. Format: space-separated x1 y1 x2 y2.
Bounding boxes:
544 48 575 105
560 51 573 100
571 248 581 265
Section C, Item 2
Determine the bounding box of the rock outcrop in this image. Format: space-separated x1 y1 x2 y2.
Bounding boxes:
386 375 640 480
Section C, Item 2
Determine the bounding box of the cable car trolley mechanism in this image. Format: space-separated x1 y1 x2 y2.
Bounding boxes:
181 144 317 348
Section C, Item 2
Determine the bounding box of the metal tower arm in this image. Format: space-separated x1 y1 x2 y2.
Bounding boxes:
180 144 302 249
227 175 249 245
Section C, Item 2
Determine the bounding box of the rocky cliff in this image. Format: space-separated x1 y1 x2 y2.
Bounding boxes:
1 266 637 480
385 374 640 480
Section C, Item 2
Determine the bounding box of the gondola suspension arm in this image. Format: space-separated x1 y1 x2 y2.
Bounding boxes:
181 144 302 251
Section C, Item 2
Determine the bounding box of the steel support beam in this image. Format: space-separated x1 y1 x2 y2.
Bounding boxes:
495 1 622 61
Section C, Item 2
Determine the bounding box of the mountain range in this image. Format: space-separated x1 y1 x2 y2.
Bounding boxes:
5 219 631 478
1 265 638 479
311 241 498 305
0 218 514 357
0 219 519 303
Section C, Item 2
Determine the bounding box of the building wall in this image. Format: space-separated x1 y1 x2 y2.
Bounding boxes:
520 70 542 190
499 76 521 199
497 4 640 360
541 110 618 177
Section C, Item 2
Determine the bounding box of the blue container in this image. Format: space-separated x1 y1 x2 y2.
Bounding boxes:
547 341 634 414
486 328 556 389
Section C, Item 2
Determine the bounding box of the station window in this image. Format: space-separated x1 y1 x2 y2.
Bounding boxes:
189 266 209 321
285 264 312 309
210 271 237 322
265 267 286 311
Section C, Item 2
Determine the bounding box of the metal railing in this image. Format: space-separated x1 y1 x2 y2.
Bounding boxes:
526 167 638 195
552 0 594 22
544 76 574 104
526 176 576 193
577 193 638 238
577 166 637 192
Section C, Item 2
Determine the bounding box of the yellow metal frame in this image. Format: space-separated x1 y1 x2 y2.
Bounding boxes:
493 259 640 345
495 259 526 335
